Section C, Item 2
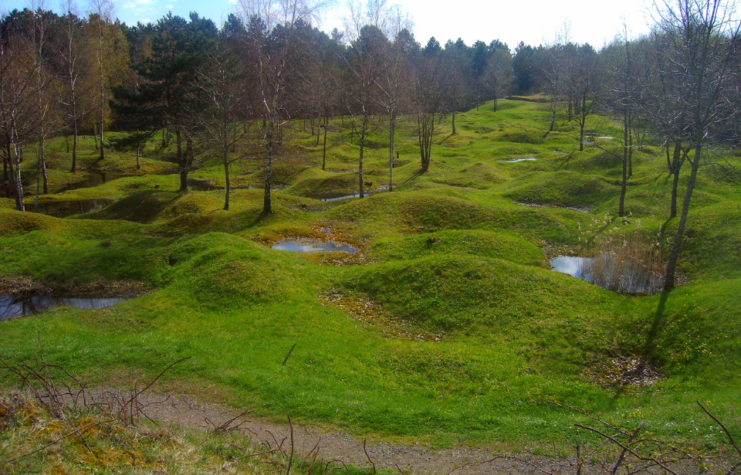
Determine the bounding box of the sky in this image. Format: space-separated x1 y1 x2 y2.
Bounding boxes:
0 0 655 48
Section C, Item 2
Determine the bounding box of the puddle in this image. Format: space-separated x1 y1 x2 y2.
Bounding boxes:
324 169 359 173
1 295 131 321
551 255 663 294
551 256 592 278
271 239 359 254
32 199 114 218
187 181 288 191
554 149 568 154
597 136 615 140
187 178 220 191
307 192 372 201
58 171 125 192
516 202 590 213
502 158 537 163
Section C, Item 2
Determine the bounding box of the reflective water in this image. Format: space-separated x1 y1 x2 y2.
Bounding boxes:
551 256 592 278
58 171 125 192
551 255 663 294
271 239 359 254
33 199 114 218
503 158 537 163
306 192 371 201
0 295 131 321
187 178 220 191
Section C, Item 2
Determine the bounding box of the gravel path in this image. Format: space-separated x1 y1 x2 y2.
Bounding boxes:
121 391 554 474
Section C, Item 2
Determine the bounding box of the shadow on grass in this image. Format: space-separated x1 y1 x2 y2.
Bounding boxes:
643 289 672 364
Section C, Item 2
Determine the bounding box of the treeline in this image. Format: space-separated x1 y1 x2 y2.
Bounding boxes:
2 0 739 290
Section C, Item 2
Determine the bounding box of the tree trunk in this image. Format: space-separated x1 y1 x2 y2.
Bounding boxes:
224 154 230 211
263 115 275 215
358 113 368 198
136 143 141 170
389 110 396 192
35 152 42 212
549 109 556 132
178 130 188 192
628 116 633 178
493 98 498 112
619 108 629 217
40 136 47 195
664 142 702 290
452 111 456 135
579 121 585 152
670 142 682 219
98 33 105 162
322 115 329 171
71 119 78 173
11 143 24 212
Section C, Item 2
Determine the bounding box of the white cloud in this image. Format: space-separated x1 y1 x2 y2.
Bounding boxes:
140 18 151 23
123 0 153 9
166 4 173 8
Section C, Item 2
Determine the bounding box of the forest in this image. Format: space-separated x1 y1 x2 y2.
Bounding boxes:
1 0 741 473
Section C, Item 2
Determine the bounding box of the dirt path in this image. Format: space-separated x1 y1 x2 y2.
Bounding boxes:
120 391 552 474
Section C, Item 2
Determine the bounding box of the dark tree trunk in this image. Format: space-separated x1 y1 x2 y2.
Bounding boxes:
263 115 275 215
178 129 188 192
670 142 682 219
358 113 369 198
322 116 329 171
664 142 702 290
224 154 230 211
389 110 396 192
628 116 633 178
619 108 629 217
452 111 456 135
71 120 78 173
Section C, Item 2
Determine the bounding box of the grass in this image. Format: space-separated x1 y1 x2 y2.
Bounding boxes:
1 98 740 454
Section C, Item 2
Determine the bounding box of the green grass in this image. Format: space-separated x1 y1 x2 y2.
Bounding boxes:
1 99 740 451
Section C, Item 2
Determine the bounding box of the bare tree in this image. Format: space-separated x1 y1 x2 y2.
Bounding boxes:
192 49 248 211
649 0 740 289
479 46 512 112
344 18 389 198
413 51 449 172
0 28 39 211
376 24 413 191
237 0 329 214
87 0 113 161
59 1 88 173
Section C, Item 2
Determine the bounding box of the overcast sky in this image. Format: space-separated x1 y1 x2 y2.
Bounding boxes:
1 0 655 48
